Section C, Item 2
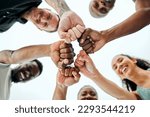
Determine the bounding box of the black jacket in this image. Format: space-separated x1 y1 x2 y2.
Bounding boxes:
0 0 41 32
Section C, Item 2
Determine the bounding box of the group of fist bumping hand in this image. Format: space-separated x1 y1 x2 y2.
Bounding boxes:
57 28 101 87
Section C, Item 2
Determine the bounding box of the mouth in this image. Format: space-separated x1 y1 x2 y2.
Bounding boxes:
120 65 128 75
81 97 97 100
20 72 26 80
91 6 107 17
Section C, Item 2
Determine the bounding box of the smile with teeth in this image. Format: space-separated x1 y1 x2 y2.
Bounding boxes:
120 65 128 74
20 72 25 80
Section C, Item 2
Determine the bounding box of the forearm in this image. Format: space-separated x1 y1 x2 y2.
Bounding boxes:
52 84 68 100
45 0 70 16
0 44 51 64
102 8 150 43
91 72 136 100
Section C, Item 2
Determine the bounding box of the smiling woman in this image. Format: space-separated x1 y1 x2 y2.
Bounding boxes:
75 50 150 100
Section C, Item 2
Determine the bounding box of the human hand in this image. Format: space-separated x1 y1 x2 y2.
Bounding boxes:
78 28 107 54
74 50 99 79
50 41 75 68
57 67 80 87
58 11 85 43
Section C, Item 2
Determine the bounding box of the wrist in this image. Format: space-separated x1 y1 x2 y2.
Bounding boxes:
89 69 101 81
99 30 110 43
56 83 68 90
48 44 52 57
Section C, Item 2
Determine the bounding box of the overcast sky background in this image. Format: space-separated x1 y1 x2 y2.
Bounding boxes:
0 0 150 100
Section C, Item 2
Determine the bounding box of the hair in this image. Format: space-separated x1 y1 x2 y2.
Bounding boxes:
120 54 150 92
77 85 98 99
33 59 43 75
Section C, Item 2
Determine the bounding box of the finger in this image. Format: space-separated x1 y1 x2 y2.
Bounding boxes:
78 28 92 44
60 53 75 59
60 48 73 53
58 61 67 68
60 68 65 75
68 29 76 41
60 33 71 43
72 71 80 82
58 31 67 39
65 68 70 76
72 27 82 38
60 43 72 49
66 59 74 65
68 68 74 77
85 46 94 54
79 38 91 47
75 59 84 66
74 61 82 68
61 58 74 66
74 67 80 72
76 25 85 33
82 43 93 51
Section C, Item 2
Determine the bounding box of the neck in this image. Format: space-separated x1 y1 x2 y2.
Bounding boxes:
128 67 150 87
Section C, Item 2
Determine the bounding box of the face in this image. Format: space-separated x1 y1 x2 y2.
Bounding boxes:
31 8 59 32
111 55 137 80
12 61 40 82
78 86 98 100
89 0 115 18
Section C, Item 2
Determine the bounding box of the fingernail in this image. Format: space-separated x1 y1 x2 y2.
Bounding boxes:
80 39 84 43
87 36 90 39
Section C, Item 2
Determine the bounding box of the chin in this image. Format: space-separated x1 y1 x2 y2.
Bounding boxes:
89 7 107 18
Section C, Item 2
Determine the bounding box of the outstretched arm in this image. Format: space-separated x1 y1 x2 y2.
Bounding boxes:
75 50 137 100
0 44 50 64
0 41 75 68
78 0 150 53
103 7 150 43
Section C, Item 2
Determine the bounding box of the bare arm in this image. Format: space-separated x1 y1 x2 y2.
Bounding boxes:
104 8 150 43
0 41 75 68
92 72 137 100
45 0 70 16
78 0 150 54
103 0 150 42
53 84 68 100
0 44 50 64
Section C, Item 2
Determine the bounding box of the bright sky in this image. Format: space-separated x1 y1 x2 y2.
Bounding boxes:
0 0 150 100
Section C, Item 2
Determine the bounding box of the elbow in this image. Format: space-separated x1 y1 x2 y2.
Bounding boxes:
0 50 15 64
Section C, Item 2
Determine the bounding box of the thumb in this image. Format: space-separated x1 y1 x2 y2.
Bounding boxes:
72 71 80 82
59 31 67 39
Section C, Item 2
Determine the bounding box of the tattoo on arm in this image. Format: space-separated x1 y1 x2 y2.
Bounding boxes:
45 0 70 16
